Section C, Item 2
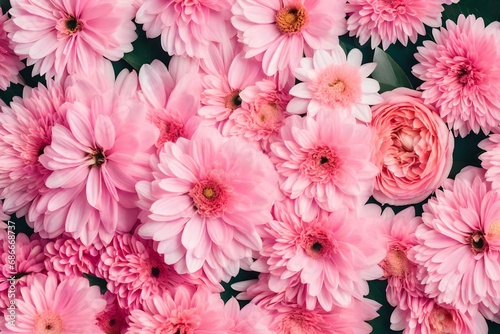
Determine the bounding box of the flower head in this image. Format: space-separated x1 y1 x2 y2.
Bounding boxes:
5 0 137 79
412 15 500 137
371 88 454 205
252 200 385 310
346 0 445 50
269 111 378 221
136 0 235 58
127 285 230 334
288 47 381 122
231 0 347 76
0 9 24 90
409 167 500 318
2 273 106 333
0 81 65 217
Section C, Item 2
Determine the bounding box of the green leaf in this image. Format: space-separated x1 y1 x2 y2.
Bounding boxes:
442 0 500 25
371 47 413 90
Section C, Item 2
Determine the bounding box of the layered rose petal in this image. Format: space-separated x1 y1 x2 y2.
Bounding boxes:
371 88 454 205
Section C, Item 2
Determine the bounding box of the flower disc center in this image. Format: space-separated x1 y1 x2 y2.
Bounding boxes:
276 5 308 34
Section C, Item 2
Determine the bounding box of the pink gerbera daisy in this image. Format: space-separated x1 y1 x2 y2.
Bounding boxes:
96 291 129 334
231 0 347 76
199 42 265 129
138 60 202 150
346 0 445 50
136 127 279 284
136 0 235 58
5 0 137 80
379 207 425 309
390 295 488 334
0 9 24 90
98 233 206 310
409 166 500 319
269 111 378 221
0 231 46 309
287 46 381 122
412 15 500 137
43 234 100 279
2 273 106 333
127 285 230 333
224 78 292 152
31 75 157 247
252 200 385 310
0 81 65 218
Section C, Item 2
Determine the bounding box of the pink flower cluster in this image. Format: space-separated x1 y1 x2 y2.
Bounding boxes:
1 0 500 333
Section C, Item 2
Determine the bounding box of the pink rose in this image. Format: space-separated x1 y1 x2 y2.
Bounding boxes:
371 88 454 205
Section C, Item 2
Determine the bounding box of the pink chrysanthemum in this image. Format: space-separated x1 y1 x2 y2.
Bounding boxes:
479 134 500 191
0 202 10 228
199 43 265 129
0 231 46 310
138 60 202 150
2 273 106 333
0 81 65 218
43 234 100 279
231 0 347 76
412 15 500 137
379 207 425 309
31 76 157 247
224 78 292 152
409 167 500 319
136 127 279 284
136 0 235 58
0 9 24 90
252 200 385 310
346 0 445 50
96 292 129 334
288 47 381 122
224 298 273 334
98 233 205 310
390 295 488 334
127 285 230 334
269 111 378 222
5 0 137 80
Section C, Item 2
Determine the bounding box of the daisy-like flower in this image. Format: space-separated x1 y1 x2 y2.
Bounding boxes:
138 60 202 151
269 111 378 221
252 200 385 310
0 81 65 218
412 15 500 137
390 295 488 334
231 0 347 76
224 78 292 152
346 0 445 50
409 167 500 319
2 273 106 333
379 207 425 309
0 231 46 309
136 127 279 284
96 292 129 334
479 133 500 191
127 285 230 334
43 234 100 279
0 9 24 90
224 298 273 334
136 0 235 58
288 47 381 122
5 0 137 80
98 233 205 310
199 42 265 129
31 75 158 248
